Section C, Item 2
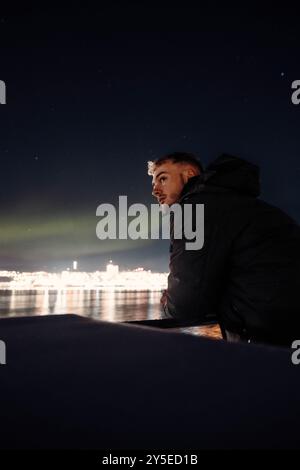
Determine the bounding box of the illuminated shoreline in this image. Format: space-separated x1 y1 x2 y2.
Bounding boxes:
0 263 168 291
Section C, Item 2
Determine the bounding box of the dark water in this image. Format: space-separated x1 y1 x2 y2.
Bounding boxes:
0 289 221 339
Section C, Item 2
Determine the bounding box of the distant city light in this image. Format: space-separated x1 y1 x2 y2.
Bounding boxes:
0 264 168 291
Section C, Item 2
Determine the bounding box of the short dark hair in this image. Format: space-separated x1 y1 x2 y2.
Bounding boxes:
147 152 203 175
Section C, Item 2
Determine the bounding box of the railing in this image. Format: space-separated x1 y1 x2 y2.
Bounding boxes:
124 313 218 330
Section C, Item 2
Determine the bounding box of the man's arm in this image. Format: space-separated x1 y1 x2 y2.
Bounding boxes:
164 196 228 321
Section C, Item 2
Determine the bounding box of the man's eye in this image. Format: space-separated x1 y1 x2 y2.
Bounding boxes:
160 177 166 183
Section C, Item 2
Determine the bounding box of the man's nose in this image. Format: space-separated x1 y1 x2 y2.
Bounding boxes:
152 184 161 197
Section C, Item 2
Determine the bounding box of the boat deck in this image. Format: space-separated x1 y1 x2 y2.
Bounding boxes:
0 314 298 449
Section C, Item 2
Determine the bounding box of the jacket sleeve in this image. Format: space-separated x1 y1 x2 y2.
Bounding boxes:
165 195 229 321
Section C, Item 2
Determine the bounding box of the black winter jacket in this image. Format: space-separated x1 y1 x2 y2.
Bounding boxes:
166 154 300 346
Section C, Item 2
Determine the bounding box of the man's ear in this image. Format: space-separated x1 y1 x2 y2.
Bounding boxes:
182 168 198 184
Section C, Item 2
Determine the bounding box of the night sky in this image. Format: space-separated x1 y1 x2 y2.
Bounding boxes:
0 3 299 272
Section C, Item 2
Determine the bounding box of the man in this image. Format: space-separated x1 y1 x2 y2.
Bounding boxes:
148 152 300 347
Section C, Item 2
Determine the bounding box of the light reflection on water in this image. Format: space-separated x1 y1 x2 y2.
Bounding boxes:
0 289 222 339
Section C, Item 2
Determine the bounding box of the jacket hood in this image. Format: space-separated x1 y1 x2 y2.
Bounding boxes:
181 154 260 199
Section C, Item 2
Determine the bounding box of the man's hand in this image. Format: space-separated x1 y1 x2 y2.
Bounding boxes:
160 289 168 308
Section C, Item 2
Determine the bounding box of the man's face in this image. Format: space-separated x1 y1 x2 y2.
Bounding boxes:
152 161 186 206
